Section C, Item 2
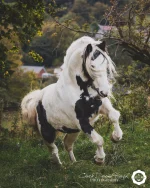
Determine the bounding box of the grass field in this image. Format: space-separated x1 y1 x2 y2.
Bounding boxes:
0 117 150 188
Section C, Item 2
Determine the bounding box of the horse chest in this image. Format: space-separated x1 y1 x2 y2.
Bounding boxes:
75 75 102 119
75 97 102 119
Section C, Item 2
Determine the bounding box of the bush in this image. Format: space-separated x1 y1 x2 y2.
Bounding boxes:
114 87 148 124
0 69 40 110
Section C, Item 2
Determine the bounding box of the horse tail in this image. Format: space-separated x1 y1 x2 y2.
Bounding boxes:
21 90 43 127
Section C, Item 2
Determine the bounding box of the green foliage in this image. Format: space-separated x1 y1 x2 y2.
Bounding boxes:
28 50 43 63
114 87 148 124
0 0 45 43
71 0 91 24
0 69 39 109
91 2 108 21
106 0 150 65
112 61 150 124
0 0 45 79
119 62 150 92
23 20 81 67
22 0 110 67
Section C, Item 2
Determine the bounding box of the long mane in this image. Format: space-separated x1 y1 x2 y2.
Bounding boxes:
59 36 117 80
64 36 95 67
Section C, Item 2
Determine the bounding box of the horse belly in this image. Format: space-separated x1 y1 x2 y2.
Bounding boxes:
50 106 80 130
42 88 80 130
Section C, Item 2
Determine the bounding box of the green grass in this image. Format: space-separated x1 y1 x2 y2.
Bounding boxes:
0 119 150 188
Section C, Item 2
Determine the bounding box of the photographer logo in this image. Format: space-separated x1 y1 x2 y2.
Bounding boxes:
131 170 147 185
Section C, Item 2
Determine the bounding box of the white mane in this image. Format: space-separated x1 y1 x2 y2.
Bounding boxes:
60 36 117 80
64 36 95 67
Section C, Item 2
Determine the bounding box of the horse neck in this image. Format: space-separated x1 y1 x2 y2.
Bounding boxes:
57 58 86 91
64 48 84 80
57 40 91 88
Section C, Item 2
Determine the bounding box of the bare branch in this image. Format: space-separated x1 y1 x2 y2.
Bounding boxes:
52 28 65 54
52 18 96 35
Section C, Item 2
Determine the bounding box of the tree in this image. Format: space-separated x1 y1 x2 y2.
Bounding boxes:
105 0 150 65
22 20 81 67
91 2 108 23
0 0 46 125
71 0 91 25
0 0 45 81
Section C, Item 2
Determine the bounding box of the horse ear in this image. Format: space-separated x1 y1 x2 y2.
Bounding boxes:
86 44 92 55
97 41 106 51
83 44 92 60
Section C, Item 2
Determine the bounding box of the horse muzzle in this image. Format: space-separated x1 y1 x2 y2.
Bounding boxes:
91 85 108 98
99 91 108 98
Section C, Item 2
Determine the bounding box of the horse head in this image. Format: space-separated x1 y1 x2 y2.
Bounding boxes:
82 39 116 98
58 36 116 98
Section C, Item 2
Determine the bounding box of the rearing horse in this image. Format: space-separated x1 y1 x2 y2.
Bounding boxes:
21 36 123 165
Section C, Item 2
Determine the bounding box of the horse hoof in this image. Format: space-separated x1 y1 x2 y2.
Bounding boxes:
94 158 105 165
111 135 120 143
51 160 62 165
51 156 62 165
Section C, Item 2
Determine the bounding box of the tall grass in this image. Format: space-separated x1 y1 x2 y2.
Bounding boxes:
0 114 150 188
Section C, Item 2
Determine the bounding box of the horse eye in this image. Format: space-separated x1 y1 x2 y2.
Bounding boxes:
91 50 100 61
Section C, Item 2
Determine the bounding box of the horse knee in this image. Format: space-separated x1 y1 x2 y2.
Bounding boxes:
90 130 104 146
109 109 120 123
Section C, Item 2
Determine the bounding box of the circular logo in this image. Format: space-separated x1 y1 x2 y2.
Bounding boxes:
131 170 147 185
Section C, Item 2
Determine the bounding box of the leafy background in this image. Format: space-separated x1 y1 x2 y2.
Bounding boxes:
0 0 150 187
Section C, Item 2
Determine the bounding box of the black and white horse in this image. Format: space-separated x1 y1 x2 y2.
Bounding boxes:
21 36 123 164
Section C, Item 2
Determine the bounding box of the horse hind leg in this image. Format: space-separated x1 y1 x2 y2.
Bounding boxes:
64 132 79 162
37 121 62 165
36 101 62 165
45 142 62 165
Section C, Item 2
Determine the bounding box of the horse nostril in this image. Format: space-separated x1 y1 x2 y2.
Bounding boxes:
103 94 107 97
100 91 108 97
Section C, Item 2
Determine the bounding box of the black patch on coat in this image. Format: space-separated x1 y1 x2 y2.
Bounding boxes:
76 75 92 98
75 76 102 134
37 101 56 143
85 44 93 57
37 101 79 137
82 43 93 81
57 126 80 134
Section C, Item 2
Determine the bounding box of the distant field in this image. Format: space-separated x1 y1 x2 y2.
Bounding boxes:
0 117 150 188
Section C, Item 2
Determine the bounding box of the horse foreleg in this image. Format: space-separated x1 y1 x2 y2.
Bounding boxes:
100 98 123 142
90 129 105 164
64 132 79 162
80 120 105 164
